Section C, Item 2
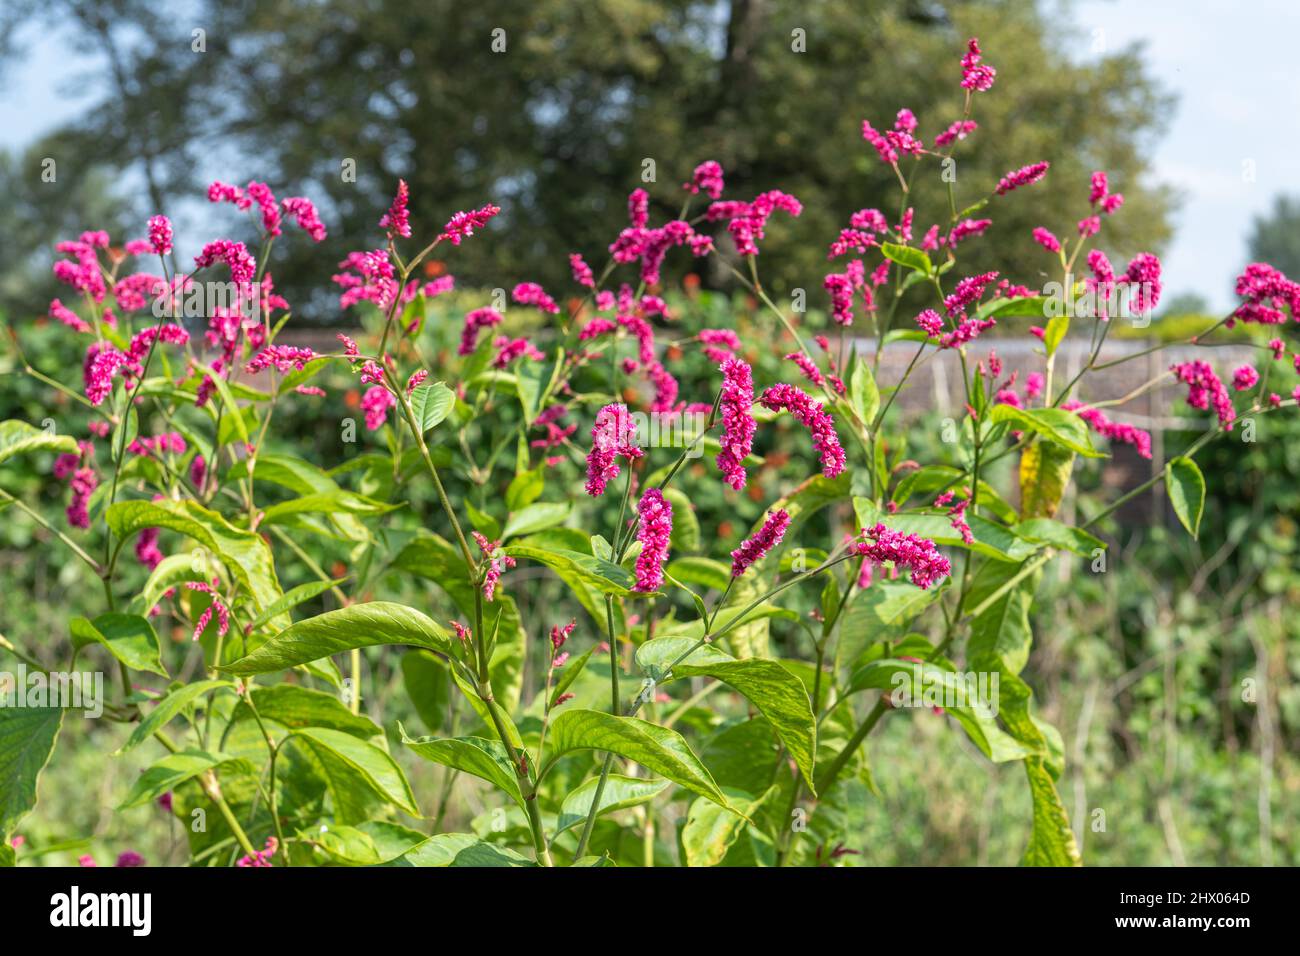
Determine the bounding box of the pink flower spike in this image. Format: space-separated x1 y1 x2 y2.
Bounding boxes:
995 162 1049 195
717 357 757 490
1231 364 1259 391
379 179 412 239
440 204 501 245
684 160 725 199
731 510 791 578
147 216 173 256
512 282 560 314
758 383 846 478
854 523 951 590
633 489 672 593
585 403 642 496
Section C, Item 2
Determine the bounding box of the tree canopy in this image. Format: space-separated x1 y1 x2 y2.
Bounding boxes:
3 0 1176 324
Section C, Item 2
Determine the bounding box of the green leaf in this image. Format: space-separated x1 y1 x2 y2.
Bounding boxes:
549 645 594 708
543 709 730 810
0 707 63 837
230 684 380 739
663 489 700 553
105 499 285 621
665 557 730 593
287 727 419 820
1165 456 1205 538
848 362 880 426
1013 518 1104 557
401 651 451 734
223 602 450 675
502 502 570 540
393 533 526 715
0 420 79 466
259 490 400 525
554 774 670 835
1042 314 1070 356
889 466 1018 524
880 242 932 275
70 613 167 677
117 749 254 809
387 832 480 867
1019 439 1076 519
846 660 1036 763
505 467 544 511
977 295 1051 320
203 365 250 444
400 726 524 809
504 543 634 595
116 680 232 754
135 554 206 615
965 561 1081 866
990 405 1103 458
247 578 345 631
682 786 774 867
409 382 456 431
634 639 818 793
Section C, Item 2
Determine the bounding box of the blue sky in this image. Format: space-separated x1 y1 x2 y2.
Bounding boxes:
4 2 1298 313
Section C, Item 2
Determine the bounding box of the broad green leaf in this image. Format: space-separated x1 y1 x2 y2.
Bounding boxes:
682 787 774 867
1013 518 1104 557
502 502 570 540
247 578 345 631
965 561 1081 866
655 644 818 793
889 466 1018 524
135 553 206 615
550 644 594 708
664 557 730 593
834 580 946 675
880 241 932 275
116 679 232 754
229 684 380 739
70 613 167 677
223 602 450 675
387 832 480 867
663 489 700 553
400 727 524 809
287 727 418 820
1019 439 1075 519
848 362 880 426
259 490 400 525
846 659 1036 763
543 709 730 810
505 467 544 511
990 405 1103 458
105 499 284 620
0 707 63 837
554 774 670 835
978 295 1051 320
0 420 78 467
308 821 426 865
118 749 254 809
409 381 455 432
401 650 451 734
1042 314 1069 355
504 544 634 596
1165 456 1205 538
393 533 526 714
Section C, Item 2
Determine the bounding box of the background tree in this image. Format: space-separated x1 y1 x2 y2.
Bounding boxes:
1246 194 1300 280
2 0 1174 326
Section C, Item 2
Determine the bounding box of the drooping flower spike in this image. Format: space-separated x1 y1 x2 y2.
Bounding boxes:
758 384 846 478
731 510 791 578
